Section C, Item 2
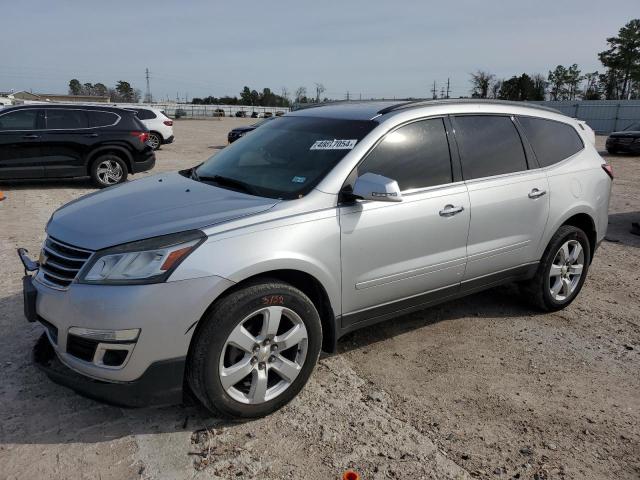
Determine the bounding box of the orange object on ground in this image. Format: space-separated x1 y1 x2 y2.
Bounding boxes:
342 471 360 480
0 191 5 201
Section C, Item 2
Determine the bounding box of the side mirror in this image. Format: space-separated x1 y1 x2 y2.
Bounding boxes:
352 172 402 202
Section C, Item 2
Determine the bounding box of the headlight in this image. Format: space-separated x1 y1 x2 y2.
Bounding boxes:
79 230 205 285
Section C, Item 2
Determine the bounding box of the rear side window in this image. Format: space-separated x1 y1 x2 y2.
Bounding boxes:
358 118 453 191
136 109 157 120
517 117 583 167
89 111 119 128
46 109 88 129
0 109 39 130
453 115 528 180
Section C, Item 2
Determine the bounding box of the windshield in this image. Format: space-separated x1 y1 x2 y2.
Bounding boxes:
624 122 640 131
195 116 376 199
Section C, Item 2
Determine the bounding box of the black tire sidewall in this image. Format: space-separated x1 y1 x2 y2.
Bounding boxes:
193 282 322 418
90 154 128 188
540 227 590 309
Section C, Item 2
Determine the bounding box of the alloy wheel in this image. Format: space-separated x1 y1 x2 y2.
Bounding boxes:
549 239 584 302
96 159 124 185
218 306 308 404
148 133 160 150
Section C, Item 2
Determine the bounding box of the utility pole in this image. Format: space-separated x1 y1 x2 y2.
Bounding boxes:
431 81 437 99
440 87 445 99
446 78 450 99
345 91 350 101
144 68 152 103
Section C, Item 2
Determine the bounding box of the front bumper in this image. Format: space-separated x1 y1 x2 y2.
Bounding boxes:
34 333 185 407
606 138 640 154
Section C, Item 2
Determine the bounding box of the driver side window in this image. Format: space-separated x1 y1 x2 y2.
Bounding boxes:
0 109 40 131
357 118 453 191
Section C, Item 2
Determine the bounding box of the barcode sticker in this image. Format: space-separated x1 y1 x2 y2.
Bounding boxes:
310 139 358 150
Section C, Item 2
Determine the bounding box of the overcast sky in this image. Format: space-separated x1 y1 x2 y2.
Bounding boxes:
1 1 636 101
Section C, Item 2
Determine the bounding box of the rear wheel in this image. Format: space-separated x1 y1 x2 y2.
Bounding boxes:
522 225 590 311
90 154 128 188
148 132 162 150
187 280 322 418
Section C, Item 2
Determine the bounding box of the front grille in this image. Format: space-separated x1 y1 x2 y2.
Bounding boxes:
66 334 98 362
38 236 93 289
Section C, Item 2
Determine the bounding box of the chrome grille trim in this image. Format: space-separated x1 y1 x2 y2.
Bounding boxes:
37 236 94 290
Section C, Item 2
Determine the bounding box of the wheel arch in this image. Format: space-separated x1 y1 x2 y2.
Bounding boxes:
188 268 338 358
544 207 598 263
86 146 133 173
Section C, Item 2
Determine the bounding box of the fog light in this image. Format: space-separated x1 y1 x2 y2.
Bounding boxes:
102 349 129 367
68 327 140 342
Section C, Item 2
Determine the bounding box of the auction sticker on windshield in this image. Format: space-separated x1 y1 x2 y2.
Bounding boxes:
310 139 358 150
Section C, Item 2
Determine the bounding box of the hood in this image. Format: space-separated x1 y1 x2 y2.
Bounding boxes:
47 172 279 250
609 130 640 138
231 125 256 133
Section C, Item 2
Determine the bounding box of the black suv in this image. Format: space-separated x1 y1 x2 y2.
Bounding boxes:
0 104 155 187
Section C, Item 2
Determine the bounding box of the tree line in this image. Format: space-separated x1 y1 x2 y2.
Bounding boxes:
68 79 141 103
191 84 327 107
469 19 640 101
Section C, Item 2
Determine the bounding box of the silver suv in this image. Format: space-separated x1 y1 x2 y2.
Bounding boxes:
20 100 612 418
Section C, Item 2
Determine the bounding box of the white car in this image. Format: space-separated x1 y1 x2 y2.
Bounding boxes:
125 107 174 150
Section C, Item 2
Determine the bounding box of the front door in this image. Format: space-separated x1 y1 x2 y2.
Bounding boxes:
0 108 45 179
339 117 470 327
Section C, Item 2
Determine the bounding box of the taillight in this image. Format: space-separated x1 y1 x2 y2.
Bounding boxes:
130 131 149 143
163 120 173 126
602 163 614 180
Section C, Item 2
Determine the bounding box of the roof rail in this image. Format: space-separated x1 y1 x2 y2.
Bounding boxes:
377 99 562 115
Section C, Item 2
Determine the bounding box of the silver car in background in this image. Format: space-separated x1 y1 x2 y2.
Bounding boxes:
19 100 612 418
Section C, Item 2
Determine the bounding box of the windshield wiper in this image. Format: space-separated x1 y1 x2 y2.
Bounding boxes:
194 173 257 196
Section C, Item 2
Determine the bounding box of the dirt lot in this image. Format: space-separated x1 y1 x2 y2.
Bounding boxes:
0 119 638 480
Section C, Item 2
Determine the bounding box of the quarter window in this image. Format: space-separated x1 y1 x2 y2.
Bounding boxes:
0 109 39 130
453 115 528 180
135 109 157 120
357 118 453 191
89 111 118 128
518 116 583 167
46 109 89 129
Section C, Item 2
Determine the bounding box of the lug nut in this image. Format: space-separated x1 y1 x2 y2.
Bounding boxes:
269 356 276 363
258 362 265 370
253 344 260 353
271 344 278 351
251 357 257 365
264 338 271 346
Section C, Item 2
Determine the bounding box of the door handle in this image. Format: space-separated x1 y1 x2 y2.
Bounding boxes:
439 204 464 217
528 188 547 199
22 134 40 139
83 133 99 138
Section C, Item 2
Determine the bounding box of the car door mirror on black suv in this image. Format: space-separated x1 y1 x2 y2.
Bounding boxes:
352 172 402 202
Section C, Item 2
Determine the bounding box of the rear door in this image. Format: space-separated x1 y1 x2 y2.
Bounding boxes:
0 108 45 179
451 114 550 283
340 117 470 325
40 108 92 178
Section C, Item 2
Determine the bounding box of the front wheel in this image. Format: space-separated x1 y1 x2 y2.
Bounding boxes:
187 280 322 418
522 225 591 311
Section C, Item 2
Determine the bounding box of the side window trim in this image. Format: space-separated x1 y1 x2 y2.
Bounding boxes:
42 108 120 130
450 113 531 182
341 115 456 196
510 115 539 169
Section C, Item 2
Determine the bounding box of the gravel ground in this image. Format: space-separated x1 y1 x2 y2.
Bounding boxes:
0 119 638 480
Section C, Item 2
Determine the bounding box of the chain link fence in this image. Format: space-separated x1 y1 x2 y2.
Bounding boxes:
530 100 640 134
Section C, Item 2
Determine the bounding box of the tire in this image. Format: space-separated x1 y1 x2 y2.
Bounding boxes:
606 147 617 154
187 279 322 418
90 154 128 188
521 225 591 312
148 132 162 150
